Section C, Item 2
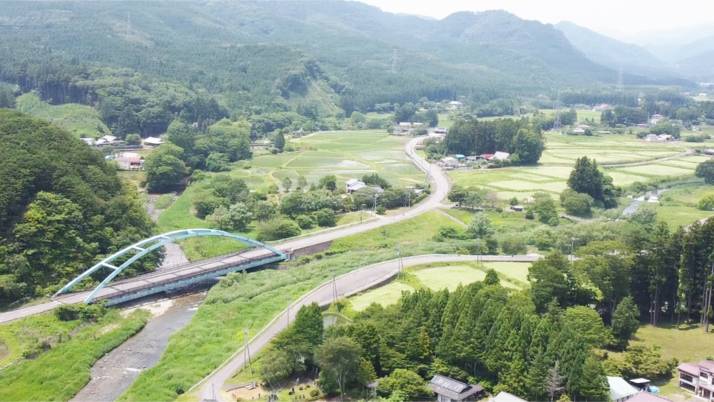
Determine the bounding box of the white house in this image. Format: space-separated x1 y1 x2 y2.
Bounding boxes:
492 151 510 161
650 114 665 126
95 135 118 146
429 375 483 402
439 156 459 169
114 152 143 171
143 136 164 147
678 360 714 401
346 178 366 193
608 376 639 402
80 137 95 146
491 391 528 402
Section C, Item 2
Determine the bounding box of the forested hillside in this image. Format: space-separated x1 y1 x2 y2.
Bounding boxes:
0 110 153 306
0 0 623 124
555 22 684 82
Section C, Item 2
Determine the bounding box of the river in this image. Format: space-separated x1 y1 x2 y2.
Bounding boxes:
71 292 206 402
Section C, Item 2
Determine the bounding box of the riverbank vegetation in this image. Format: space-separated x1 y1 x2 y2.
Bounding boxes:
0 307 149 401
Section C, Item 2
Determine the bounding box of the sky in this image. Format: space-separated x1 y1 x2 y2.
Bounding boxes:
359 0 714 43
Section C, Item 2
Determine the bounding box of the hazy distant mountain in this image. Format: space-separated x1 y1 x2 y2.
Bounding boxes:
0 1 625 113
555 21 682 82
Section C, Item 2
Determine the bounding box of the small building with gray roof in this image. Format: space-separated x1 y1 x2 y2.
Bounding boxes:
429 374 484 402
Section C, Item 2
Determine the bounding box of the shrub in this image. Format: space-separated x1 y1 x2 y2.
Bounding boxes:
194 197 223 219
296 214 316 229
500 235 527 255
698 193 714 211
314 208 337 227
257 218 301 241
560 189 593 217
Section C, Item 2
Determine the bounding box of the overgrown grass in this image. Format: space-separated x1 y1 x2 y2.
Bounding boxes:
0 312 86 367
0 309 149 401
16 92 110 138
120 211 464 401
628 324 714 396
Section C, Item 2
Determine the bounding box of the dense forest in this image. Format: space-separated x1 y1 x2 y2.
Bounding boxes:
0 0 631 126
444 117 545 164
0 111 153 306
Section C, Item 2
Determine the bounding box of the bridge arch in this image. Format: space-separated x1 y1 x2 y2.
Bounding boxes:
54 228 287 303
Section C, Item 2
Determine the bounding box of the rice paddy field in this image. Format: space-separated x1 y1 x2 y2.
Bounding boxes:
450 131 714 201
230 130 425 193
348 261 531 311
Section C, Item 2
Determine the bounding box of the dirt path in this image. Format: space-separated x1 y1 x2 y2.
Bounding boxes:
145 193 189 269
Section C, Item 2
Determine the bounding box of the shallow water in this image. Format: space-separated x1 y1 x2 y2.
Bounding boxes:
71 292 206 402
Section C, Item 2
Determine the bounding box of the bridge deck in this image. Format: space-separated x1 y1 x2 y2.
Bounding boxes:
0 248 284 323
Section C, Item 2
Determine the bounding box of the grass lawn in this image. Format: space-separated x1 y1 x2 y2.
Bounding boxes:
16 92 110 138
412 265 486 291
349 282 415 311
629 324 714 396
348 260 531 311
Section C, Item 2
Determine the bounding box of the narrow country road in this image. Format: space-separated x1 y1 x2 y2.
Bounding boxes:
194 254 541 401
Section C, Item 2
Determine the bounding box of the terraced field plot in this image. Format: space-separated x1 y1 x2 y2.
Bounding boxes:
451 132 713 199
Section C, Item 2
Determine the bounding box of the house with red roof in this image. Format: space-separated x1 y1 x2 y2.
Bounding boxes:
678 360 714 401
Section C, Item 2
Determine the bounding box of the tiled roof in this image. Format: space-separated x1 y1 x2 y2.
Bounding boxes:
678 362 701 376
699 360 714 372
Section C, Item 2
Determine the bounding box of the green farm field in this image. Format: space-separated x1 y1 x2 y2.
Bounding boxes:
642 182 714 227
450 131 713 201
16 93 110 138
230 130 424 192
348 260 531 311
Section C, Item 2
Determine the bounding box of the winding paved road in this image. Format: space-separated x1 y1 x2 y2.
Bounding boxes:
194 254 540 401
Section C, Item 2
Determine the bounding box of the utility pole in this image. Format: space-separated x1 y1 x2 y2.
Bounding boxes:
332 275 338 303
397 245 403 278
243 328 253 375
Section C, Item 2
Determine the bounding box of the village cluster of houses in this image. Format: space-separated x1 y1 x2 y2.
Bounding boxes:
428 373 675 402
393 121 427 135
80 134 164 148
438 152 510 170
80 134 166 171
